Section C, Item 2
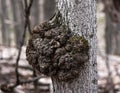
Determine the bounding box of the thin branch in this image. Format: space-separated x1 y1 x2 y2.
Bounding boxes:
24 0 33 35
28 0 33 10
15 0 33 85
24 0 39 92
15 24 27 84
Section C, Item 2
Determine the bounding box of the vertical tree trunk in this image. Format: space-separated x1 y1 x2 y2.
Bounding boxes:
52 0 97 93
31 0 40 28
105 14 120 55
0 0 10 46
103 0 120 55
39 0 44 22
10 0 24 48
39 0 55 23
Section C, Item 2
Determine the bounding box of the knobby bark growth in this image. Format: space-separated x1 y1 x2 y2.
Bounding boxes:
26 0 97 93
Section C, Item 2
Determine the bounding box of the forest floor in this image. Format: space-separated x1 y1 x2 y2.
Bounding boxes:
0 46 52 93
0 46 120 93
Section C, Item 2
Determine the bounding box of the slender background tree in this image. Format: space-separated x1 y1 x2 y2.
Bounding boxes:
10 0 24 48
0 0 10 46
103 0 120 55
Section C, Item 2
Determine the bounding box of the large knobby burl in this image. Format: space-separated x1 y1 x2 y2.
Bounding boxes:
26 19 89 82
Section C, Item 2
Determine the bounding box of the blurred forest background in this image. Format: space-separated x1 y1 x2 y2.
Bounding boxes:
0 0 120 93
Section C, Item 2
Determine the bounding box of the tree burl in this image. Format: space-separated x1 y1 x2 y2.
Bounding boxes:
26 21 89 82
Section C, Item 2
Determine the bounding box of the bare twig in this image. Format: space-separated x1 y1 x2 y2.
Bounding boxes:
24 0 33 35
15 24 27 84
15 0 33 85
24 0 39 92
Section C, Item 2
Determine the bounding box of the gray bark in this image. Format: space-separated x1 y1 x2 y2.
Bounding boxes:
52 0 97 93
0 0 10 46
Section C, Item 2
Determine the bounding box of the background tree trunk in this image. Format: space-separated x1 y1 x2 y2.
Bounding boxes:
43 0 55 21
10 0 24 48
0 0 10 46
39 0 56 23
52 0 97 93
105 14 120 55
31 0 40 28
103 0 120 55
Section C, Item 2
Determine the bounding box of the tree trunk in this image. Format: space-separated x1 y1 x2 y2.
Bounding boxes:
10 0 24 48
103 0 120 55
0 0 10 46
52 0 97 93
39 0 56 23
31 0 40 28
105 14 120 55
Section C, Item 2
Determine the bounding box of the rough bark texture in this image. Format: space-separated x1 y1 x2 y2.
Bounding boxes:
103 0 120 55
52 0 97 93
